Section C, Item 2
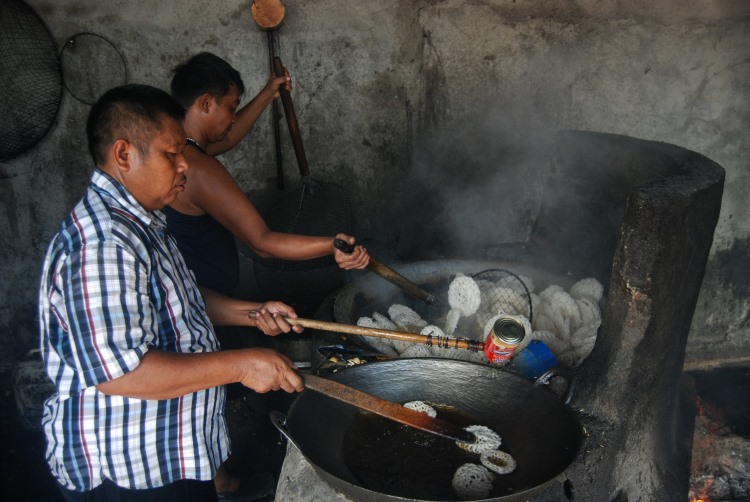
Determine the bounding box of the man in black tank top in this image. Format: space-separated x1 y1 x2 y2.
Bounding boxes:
167 52 370 499
167 52 369 303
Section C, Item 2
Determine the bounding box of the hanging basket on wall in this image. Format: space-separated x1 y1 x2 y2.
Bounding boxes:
59 32 128 106
0 0 62 161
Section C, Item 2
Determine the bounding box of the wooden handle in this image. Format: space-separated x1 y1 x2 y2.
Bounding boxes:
333 239 436 305
267 31 284 190
367 260 436 305
273 56 310 178
303 374 476 443
249 312 484 351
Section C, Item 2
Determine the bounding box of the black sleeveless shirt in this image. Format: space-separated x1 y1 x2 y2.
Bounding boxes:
163 138 238 296
163 206 239 296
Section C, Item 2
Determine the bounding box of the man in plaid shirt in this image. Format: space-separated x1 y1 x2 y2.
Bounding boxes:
38 84 304 501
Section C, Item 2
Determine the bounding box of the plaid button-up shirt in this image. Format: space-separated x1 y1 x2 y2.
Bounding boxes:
39 169 229 491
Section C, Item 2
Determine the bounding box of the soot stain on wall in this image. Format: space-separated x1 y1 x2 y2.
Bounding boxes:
714 236 750 298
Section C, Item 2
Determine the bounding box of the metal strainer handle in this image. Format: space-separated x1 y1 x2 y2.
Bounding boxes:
471 268 533 323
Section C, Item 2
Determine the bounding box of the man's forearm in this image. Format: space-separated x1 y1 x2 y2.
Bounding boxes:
96 349 244 400
199 286 262 326
252 232 334 261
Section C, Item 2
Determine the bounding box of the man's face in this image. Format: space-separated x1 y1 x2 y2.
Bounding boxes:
124 116 189 211
207 84 241 143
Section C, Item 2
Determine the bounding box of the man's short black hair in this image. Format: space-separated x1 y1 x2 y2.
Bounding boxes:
170 52 246 109
86 84 186 166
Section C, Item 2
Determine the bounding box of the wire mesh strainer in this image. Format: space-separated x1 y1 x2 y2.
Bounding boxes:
471 268 533 337
0 0 62 161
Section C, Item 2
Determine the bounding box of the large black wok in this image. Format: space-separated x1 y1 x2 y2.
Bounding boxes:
272 358 582 501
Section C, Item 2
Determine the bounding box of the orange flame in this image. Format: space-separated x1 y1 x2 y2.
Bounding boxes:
690 396 717 502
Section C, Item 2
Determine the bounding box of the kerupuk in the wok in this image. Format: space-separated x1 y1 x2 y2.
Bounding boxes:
345 262 604 368
400 401 517 500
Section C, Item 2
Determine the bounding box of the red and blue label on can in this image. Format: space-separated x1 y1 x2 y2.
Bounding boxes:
483 315 526 365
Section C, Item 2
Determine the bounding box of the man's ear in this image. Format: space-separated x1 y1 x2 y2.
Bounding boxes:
198 93 212 113
112 139 135 172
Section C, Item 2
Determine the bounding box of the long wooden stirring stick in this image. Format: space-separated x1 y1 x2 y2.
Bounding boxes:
333 239 436 305
248 312 484 351
250 0 286 188
303 374 476 443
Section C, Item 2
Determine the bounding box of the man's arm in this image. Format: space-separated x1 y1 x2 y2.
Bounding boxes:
52 241 304 400
96 347 304 400
187 155 369 269
96 289 306 400
198 286 303 334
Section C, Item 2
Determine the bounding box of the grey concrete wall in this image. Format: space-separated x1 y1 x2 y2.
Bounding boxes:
2 0 749 365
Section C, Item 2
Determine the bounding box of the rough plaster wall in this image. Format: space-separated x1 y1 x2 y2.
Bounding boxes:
1 0 748 364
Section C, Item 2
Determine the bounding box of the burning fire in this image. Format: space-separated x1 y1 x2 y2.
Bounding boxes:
688 396 725 502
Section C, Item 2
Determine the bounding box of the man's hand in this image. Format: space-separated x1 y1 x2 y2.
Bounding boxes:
264 67 292 100
238 347 304 393
333 233 370 270
199 287 302 333
252 301 304 335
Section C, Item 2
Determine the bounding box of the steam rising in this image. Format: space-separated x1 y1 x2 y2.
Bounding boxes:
388 105 555 261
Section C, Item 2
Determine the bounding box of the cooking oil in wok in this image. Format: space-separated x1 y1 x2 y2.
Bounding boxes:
342 403 520 500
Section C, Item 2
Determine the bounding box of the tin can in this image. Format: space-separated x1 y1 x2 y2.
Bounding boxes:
483 315 527 364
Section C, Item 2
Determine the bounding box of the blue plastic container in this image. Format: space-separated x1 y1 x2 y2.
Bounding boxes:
507 340 558 379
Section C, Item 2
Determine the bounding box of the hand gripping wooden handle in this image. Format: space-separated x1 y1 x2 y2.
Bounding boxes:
333 239 436 305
